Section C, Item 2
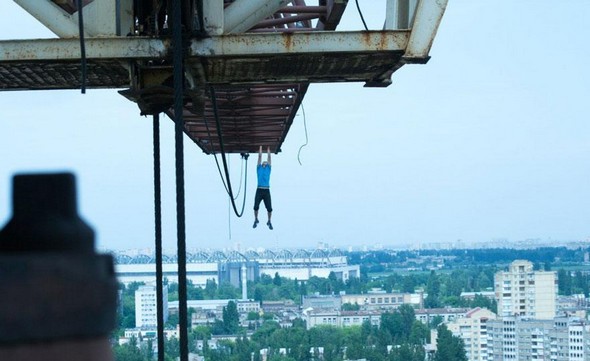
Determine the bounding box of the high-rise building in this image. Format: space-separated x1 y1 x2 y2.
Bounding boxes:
447 307 497 361
495 260 557 319
488 317 553 360
135 284 168 328
487 317 590 361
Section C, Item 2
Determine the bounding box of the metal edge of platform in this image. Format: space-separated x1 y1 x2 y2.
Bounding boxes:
0 31 410 62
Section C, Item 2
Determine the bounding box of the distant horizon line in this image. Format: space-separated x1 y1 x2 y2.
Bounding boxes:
100 238 589 254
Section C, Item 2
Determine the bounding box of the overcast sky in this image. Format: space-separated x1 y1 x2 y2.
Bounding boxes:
1 0 589 253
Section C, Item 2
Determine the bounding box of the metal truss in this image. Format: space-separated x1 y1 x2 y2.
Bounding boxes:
0 0 448 154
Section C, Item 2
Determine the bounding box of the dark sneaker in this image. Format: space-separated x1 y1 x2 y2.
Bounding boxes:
253 219 259 228
267 221 273 230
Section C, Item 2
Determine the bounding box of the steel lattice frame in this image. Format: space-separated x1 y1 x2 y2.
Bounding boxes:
176 0 346 154
0 0 448 154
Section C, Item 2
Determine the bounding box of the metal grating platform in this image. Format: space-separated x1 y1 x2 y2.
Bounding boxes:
0 60 128 90
182 84 308 154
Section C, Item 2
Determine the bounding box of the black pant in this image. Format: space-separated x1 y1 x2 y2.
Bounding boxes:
254 188 272 212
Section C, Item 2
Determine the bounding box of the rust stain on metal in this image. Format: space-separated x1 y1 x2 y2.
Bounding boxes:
361 32 372 50
361 31 389 51
378 32 388 51
282 32 294 52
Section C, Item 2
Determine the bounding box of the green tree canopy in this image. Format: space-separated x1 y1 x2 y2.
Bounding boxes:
434 324 467 361
223 300 240 334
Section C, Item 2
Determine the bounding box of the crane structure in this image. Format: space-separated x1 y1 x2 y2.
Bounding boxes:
0 0 447 154
0 1 449 360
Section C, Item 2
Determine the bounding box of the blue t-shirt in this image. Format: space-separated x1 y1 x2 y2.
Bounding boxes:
257 164 271 188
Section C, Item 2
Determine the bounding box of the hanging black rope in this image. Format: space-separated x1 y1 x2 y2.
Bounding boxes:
172 0 188 360
232 154 246 199
202 113 246 202
200 104 248 204
153 113 165 361
209 87 249 217
355 0 369 31
76 0 87 93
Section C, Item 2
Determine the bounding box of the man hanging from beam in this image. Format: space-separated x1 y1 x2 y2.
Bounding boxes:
253 146 273 230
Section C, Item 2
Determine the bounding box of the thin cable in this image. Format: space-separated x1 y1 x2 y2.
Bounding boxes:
172 0 188 359
76 0 87 93
297 103 309 166
153 113 164 361
355 0 369 31
210 87 248 217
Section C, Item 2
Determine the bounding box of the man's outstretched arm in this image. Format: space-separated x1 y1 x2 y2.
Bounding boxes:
267 146 271 165
258 145 262 165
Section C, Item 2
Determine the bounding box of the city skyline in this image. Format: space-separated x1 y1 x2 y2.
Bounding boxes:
1 1 589 251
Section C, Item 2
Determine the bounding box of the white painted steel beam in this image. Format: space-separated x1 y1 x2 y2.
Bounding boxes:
0 38 169 61
191 31 409 56
203 0 224 36
404 0 448 60
384 0 397 30
10 0 444 62
0 31 410 62
385 0 418 30
409 0 418 27
83 0 134 36
14 0 134 38
224 0 290 34
14 0 79 38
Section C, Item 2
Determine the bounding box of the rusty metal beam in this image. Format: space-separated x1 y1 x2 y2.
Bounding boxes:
0 30 410 62
0 37 169 61
404 0 449 60
191 31 409 56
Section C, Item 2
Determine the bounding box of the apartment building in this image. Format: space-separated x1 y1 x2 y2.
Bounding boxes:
447 307 496 361
135 284 169 328
564 320 590 361
487 317 590 361
495 260 557 319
